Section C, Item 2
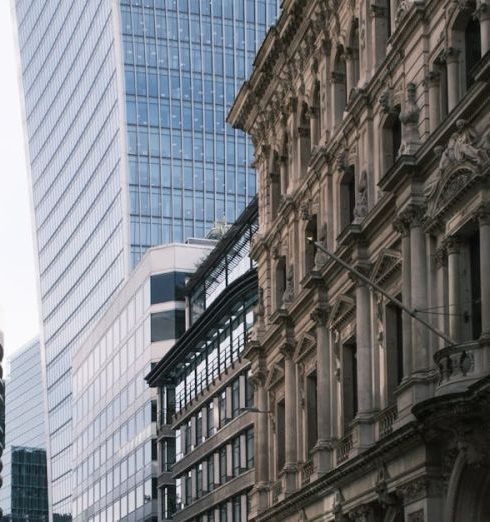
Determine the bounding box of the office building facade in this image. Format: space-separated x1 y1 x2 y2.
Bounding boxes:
229 0 490 520
0 338 49 521
13 1 279 518
147 200 258 522
0 330 4 519
71 243 212 522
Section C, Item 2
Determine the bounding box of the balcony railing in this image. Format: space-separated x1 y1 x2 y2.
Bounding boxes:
434 340 480 393
301 459 314 486
377 403 398 438
336 430 353 465
272 479 282 503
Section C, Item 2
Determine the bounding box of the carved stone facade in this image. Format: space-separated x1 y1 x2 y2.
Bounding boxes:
229 0 490 520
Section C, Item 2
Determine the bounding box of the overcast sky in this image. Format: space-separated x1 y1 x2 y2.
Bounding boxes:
0 1 39 361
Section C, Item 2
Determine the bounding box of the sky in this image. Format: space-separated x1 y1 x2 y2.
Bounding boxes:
0 1 39 361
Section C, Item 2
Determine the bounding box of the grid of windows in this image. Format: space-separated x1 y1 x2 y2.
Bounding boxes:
0 340 48 519
14 2 125 516
15 1 279 518
121 0 279 265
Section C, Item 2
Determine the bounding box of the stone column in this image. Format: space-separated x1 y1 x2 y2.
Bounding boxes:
445 236 462 344
355 279 373 413
434 246 448 350
344 48 354 99
477 3 490 55
282 343 297 492
249 365 269 515
409 205 430 371
445 47 460 112
478 204 490 339
396 216 413 377
311 307 333 473
426 71 441 133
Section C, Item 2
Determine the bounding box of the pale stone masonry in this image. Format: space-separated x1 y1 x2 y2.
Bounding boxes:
229 0 490 520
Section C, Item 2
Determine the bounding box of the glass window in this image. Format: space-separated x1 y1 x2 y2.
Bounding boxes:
151 310 186 341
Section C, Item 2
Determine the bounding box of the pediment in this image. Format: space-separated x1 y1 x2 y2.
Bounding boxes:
293 331 316 362
328 294 355 329
265 363 284 390
370 249 402 285
426 164 480 218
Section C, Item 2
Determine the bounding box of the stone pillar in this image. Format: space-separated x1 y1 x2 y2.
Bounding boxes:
445 47 460 112
282 343 297 492
477 3 490 55
434 246 448 350
426 71 441 133
446 236 462 344
402 226 413 376
311 307 333 474
355 280 373 414
345 49 354 99
249 366 269 515
409 206 430 371
478 204 490 341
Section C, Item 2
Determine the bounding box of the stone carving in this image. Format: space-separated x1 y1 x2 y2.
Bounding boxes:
314 224 329 270
407 510 424 522
301 199 312 220
399 83 420 155
335 148 349 172
254 287 266 338
395 0 410 24
354 170 368 222
379 88 392 113
282 264 295 306
426 120 490 200
360 17 366 48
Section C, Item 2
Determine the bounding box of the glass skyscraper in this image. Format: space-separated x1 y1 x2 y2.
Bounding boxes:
13 1 279 519
0 338 49 521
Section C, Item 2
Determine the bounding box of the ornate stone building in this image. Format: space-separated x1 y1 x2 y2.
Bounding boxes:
229 0 490 521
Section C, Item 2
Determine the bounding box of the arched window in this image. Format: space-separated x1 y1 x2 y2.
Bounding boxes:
347 20 360 98
279 132 289 196
436 56 449 121
381 105 401 173
275 256 287 310
298 102 311 174
342 338 358 431
310 82 321 146
465 18 481 87
339 166 356 232
331 47 347 126
268 150 280 220
304 215 318 275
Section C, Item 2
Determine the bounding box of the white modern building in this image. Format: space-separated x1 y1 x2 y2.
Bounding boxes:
71 243 212 522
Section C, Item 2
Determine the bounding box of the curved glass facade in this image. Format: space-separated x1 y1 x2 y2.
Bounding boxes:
14 2 125 518
14 1 279 519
